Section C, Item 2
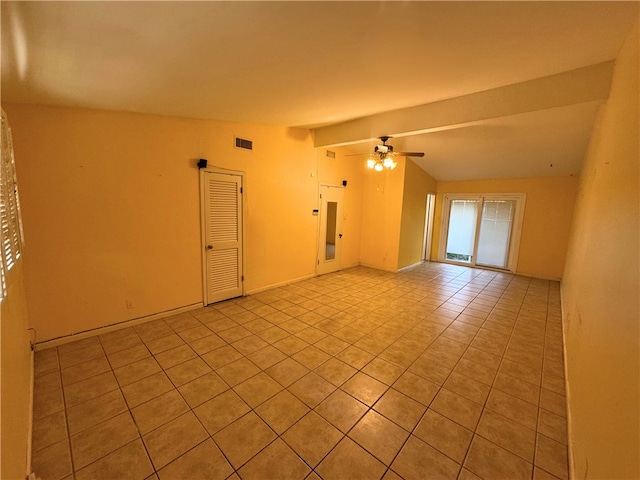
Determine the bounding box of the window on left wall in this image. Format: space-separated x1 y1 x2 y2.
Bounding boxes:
0 109 24 300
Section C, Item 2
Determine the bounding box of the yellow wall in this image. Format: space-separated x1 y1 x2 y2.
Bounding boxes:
2 104 351 341
1 258 33 480
398 159 437 269
5 102 585 345
561 21 639 479
359 158 406 271
432 176 578 279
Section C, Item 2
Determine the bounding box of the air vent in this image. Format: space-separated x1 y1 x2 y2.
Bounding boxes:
235 137 253 151
326 150 336 158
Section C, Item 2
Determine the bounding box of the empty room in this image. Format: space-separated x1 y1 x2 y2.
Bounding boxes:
1 2 638 480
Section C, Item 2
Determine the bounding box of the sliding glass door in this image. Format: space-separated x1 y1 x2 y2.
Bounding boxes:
440 194 525 272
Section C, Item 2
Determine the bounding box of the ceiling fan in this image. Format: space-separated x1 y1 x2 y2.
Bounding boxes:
349 136 425 171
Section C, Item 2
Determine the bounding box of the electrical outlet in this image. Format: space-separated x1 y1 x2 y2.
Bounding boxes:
126 299 135 309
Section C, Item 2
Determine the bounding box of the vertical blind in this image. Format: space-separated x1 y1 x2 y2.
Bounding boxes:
476 200 515 268
446 200 479 258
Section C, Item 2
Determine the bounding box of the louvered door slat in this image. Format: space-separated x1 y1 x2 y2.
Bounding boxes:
209 180 238 244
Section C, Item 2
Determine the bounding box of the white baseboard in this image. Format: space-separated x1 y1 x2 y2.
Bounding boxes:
245 273 317 295
514 270 563 282
35 265 365 349
397 261 424 273
34 303 204 351
559 283 575 480
26 347 35 480
358 262 397 273
340 262 361 270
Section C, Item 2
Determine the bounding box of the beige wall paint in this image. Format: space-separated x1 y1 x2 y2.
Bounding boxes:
1 258 33 480
2 104 326 341
359 158 406 271
4 103 585 344
432 176 578 279
398 159 437 269
561 21 639 480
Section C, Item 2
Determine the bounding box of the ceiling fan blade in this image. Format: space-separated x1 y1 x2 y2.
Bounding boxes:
394 151 425 157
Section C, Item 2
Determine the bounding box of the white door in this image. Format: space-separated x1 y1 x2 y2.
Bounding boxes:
317 185 344 275
202 171 243 304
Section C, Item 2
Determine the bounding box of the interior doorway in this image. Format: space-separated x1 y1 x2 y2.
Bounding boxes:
201 169 244 304
317 185 344 275
422 193 436 261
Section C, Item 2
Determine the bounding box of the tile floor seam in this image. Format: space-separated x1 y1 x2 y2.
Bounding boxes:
248 294 405 476
31 265 570 480
96 343 148 478
335 271 513 477
389 274 524 478
207 410 270 473
59 365 77 479
458 276 540 478
280 420 342 475
531 282 552 480
157 335 265 475
529 282 569 480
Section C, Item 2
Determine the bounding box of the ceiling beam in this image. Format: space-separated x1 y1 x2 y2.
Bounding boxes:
313 61 614 148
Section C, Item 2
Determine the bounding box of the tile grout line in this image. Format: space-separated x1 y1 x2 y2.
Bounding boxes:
371 268 508 479
339 268 510 478
305 266 484 478
427 271 531 479
215 266 485 478
101 334 158 479
33 265 568 480
457 275 538 478
59 351 78 479
531 280 551 480
449 274 525 479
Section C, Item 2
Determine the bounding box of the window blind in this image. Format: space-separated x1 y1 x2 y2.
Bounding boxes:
0 109 24 300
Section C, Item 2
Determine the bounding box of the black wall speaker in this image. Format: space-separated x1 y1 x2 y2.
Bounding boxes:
197 159 208 169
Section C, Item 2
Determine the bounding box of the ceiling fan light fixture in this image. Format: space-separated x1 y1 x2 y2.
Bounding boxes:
383 156 397 169
358 136 423 172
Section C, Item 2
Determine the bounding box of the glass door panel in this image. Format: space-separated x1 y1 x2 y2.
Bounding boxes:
445 200 479 263
440 194 524 272
325 201 337 260
476 200 516 269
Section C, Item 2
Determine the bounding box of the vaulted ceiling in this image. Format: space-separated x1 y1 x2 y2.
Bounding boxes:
2 1 637 180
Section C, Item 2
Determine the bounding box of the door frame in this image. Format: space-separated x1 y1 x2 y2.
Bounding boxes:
438 193 526 272
199 166 246 305
422 193 437 261
316 183 344 275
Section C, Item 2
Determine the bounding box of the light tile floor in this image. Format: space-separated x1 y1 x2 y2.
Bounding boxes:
31 263 569 480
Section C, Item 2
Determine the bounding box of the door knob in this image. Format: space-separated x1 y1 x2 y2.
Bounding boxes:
207 245 213 250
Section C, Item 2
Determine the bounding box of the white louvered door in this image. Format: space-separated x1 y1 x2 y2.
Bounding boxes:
203 172 243 304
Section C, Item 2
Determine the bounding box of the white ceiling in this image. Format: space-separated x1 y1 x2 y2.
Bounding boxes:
1 1 638 180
